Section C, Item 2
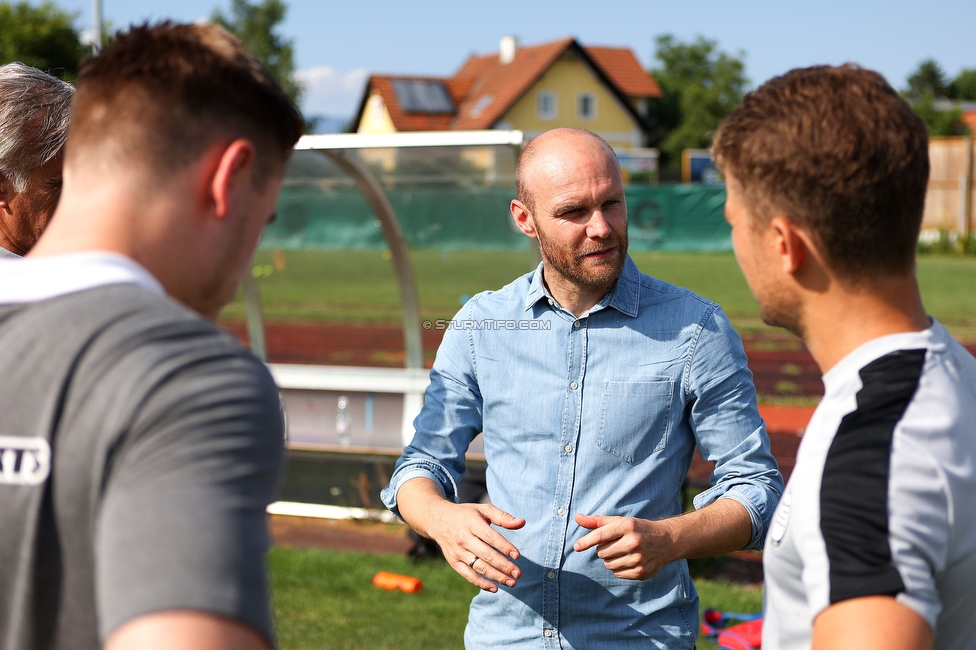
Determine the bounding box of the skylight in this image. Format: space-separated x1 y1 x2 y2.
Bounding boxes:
469 94 494 118
391 80 455 114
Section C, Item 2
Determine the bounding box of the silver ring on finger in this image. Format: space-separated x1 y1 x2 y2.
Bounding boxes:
468 556 478 570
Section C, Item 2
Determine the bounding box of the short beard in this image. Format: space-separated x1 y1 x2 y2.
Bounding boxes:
536 226 628 288
758 295 805 339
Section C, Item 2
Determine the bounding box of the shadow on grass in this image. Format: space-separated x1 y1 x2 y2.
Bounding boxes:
271 546 763 650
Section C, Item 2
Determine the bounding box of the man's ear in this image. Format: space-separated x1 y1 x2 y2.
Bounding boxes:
0 173 11 213
769 215 811 276
210 140 256 220
511 199 537 239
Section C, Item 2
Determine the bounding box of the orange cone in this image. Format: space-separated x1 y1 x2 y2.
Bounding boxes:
372 571 423 593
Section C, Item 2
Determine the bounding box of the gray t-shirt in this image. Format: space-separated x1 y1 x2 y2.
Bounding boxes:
0 282 284 649
763 321 976 649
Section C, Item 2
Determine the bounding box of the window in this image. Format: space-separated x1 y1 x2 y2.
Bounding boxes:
392 80 455 113
577 93 596 120
537 91 556 120
470 94 494 118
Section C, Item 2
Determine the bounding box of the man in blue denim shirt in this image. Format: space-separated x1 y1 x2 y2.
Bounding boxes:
382 128 782 649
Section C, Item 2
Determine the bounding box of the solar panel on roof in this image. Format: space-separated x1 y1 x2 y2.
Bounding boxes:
391 80 455 114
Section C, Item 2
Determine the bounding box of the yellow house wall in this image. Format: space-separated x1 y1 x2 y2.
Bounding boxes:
501 52 641 149
356 91 398 169
357 91 397 134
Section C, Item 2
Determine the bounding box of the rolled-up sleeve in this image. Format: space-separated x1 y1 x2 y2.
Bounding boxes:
381 303 484 520
686 306 784 550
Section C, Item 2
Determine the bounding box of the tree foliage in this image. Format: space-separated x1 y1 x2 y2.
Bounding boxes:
911 95 965 136
645 34 748 169
212 0 302 105
0 1 87 80
905 58 949 101
948 68 976 101
903 58 971 136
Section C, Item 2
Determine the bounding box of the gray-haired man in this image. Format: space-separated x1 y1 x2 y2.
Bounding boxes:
0 62 73 258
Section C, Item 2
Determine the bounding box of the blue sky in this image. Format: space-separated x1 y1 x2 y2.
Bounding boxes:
56 0 975 119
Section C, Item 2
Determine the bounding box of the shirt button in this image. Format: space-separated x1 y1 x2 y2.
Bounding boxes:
564 444 573 454
544 629 554 638
557 507 565 516
548 299 554 306
570 381 578 390
548 570 555 579
573 320 581 328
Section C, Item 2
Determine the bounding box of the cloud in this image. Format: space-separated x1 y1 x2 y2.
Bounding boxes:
295 65 369 118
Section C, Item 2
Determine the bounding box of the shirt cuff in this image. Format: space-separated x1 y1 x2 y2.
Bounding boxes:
694 484 771 551
381 459 460 520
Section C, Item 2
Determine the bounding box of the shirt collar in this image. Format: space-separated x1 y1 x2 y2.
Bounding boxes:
0 251 165 304
523 254 641 318
821 318 943 396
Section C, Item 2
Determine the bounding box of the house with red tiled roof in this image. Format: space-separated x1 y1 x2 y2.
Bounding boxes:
352 36 662 152
962 107 976 134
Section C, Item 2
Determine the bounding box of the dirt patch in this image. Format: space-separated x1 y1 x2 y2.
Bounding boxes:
270 514 412 555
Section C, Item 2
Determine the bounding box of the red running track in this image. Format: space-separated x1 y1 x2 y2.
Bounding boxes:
223 320 974 482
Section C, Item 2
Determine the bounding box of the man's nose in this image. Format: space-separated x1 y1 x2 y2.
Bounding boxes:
586 210 612 239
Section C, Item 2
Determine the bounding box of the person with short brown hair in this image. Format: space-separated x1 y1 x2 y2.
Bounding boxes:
714 64 928 285
715 65 976 650
0 22 302 650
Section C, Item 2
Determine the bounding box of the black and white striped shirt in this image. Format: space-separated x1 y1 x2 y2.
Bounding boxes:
763 321 976 649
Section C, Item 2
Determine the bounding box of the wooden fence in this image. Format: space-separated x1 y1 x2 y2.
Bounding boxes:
925 136 975 236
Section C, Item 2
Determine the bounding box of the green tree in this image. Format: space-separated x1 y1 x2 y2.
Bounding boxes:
645 34 747 169
0 1 87 80
912 94 965 136
903 59 967 136
905 58 949 101
212 0 302 105
948 68 976 101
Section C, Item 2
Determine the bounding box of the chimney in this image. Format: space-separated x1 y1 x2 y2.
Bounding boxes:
499 35 518 65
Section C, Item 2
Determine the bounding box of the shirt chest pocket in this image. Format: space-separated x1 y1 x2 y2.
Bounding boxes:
597 380 674 464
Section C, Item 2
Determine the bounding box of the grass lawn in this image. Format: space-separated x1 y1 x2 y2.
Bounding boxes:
270 546 761 650
224 249 976 340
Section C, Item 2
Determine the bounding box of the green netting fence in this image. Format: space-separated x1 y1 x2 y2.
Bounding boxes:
263 184 731 252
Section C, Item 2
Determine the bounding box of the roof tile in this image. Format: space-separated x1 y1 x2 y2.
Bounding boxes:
452 38 574 129
584 46 662 97
359 38 660 132
368 75 454 131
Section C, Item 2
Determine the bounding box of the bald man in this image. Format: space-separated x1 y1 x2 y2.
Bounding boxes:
383 128 782 649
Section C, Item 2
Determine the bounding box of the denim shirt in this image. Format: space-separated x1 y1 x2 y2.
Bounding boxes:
382 256 783 649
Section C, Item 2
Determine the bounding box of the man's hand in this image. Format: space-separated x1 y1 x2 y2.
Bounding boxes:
574 499 753 580
396 478 525 592
574 514 677 580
